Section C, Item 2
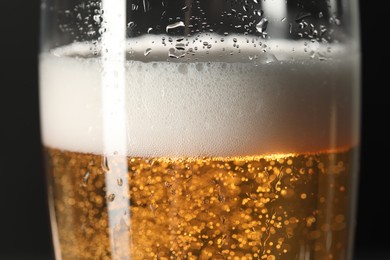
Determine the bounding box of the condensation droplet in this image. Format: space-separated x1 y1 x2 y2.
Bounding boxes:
182 6 189 12
93 15 101 24
107 193 115 202
175 43 185 50
295 12 311 23
265 54 278 64
82 171 90 187
318 12 324 18
147 27 153 33
102 156 110 172
320 25 327 35
117 178 123 186
131 4 138 11
166 21 185 33
150 204 156 215
281 17 286 22
144 48 152 56
127 21 135 28
168 48 185 59
256 18 268 33
308 40 320 52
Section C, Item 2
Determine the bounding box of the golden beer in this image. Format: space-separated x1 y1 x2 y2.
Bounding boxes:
45 147 355 259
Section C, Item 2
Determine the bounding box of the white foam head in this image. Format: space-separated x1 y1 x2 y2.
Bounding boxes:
40 35 360 157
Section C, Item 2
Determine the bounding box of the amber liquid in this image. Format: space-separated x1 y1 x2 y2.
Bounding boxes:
45 148 356 260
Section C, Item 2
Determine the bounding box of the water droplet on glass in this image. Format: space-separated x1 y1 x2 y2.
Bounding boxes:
168 48 185 58
144 48 152 56
102 156 110 172
281 17 286 22
175 43 185 50
147 27 153 33
256 18 268 33
308 40 320 52
265 54 278 64
98 28 106 35
295 12 311 23
82 171 90 187
127 21 135 28
318 12 324 18
107 193 115 202
166 21 185 33
248 55 257 61
218 194 225 202
87 30 96 37
93 15 101 24
117 178 123 186
182 6 189 12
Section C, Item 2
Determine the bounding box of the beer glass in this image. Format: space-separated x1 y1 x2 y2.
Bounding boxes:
40 0 360 259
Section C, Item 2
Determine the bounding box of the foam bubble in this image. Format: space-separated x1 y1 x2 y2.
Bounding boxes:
40 35 360 157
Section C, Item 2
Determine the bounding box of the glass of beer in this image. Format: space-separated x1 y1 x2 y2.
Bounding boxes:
40 0 360 259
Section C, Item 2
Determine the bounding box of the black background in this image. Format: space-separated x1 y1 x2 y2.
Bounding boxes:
0 0 388 259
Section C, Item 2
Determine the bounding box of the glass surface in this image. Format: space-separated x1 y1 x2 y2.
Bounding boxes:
40 0 360 259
